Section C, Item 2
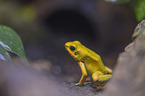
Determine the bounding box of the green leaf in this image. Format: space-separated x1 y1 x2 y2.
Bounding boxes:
132 0 145 21
105 0 130 4
0 25 28 63
0 44 12 63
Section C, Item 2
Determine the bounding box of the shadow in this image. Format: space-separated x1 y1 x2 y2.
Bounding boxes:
44 9 97 41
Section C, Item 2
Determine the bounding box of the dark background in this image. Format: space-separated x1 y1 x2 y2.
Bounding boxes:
0 0 137 82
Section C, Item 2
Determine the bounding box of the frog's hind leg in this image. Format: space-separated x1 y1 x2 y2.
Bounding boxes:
92 71 112 82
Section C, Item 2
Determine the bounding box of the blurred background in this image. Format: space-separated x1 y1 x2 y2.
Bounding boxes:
0 0 137 83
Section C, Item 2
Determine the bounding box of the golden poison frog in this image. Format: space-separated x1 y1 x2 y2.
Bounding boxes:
65 41 112 86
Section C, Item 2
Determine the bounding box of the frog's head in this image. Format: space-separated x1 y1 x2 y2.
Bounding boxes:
65 41 88 61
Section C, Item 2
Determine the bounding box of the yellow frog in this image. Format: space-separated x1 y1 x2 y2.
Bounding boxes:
65 41 112 86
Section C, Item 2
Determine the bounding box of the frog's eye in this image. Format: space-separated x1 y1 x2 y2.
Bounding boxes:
70 46 75 51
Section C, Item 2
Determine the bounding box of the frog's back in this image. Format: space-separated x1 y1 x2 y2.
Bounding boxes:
83 46 108 75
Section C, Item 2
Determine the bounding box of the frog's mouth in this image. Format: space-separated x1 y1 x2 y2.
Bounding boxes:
65 43 69 47
65 42 81 61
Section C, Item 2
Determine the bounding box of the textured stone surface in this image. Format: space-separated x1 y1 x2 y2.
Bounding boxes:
104 20 145 96
0 62 105 96
59 82 103 96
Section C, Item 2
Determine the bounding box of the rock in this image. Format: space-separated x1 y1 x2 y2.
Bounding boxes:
59 82 103 96
0 61 105 96
0 62 70 96
104 20 145 96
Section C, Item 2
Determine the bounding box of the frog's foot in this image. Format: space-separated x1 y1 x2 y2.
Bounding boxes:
75 82 90 86
75 82 92 86
92 71 112 82
75 82 83 86
105 66 112 74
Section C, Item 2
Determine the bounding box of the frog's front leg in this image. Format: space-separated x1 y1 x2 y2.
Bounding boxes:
76 62 88 86
92 71 111 82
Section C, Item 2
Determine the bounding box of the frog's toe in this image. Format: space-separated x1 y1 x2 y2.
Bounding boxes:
75 83 81 86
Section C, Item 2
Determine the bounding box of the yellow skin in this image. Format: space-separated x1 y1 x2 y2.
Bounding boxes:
65 41 112 86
